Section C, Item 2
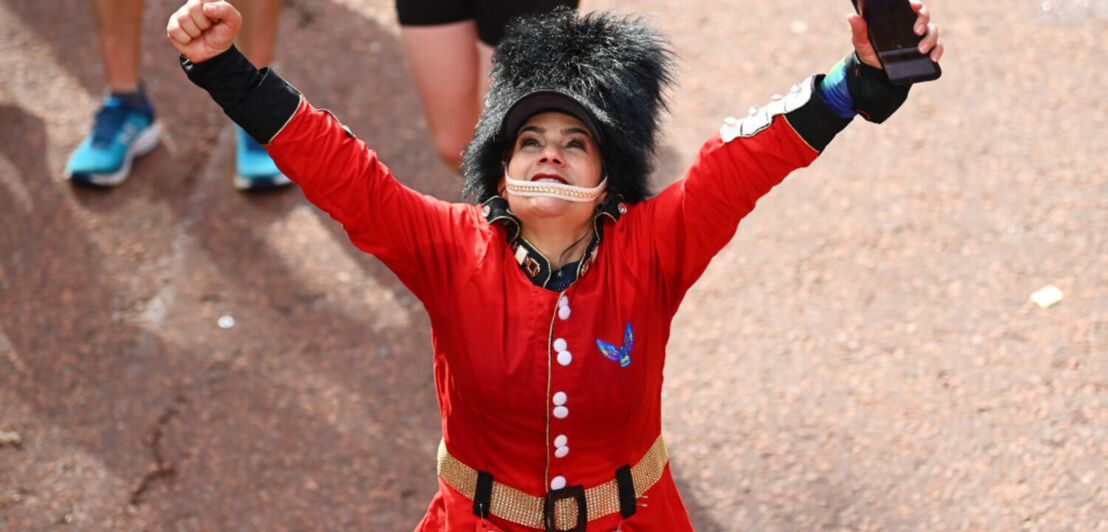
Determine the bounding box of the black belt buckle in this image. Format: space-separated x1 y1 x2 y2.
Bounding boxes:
543 484 587 532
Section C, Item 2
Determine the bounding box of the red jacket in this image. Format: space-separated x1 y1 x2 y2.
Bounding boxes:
264 75 846 531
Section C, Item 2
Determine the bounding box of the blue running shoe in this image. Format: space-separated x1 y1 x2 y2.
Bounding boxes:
234 125 292 191
65 94 160 186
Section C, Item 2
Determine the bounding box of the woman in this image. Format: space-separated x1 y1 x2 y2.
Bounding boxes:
168 1 942 530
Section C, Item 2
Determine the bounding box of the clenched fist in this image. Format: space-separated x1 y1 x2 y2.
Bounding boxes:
166 0 242 63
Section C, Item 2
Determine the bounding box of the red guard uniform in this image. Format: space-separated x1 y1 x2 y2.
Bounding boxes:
253 73 850 531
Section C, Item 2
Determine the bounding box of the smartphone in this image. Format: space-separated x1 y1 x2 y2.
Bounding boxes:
852 0 941 85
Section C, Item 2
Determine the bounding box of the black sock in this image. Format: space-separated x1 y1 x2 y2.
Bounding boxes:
109 82 149 109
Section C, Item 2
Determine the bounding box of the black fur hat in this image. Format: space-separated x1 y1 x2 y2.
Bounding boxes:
461 8 675 204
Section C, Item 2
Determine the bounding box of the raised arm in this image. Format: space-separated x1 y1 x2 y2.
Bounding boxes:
641 2 944 299
167 0 485 304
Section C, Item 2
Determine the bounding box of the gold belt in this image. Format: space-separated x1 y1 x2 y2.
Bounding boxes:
436 435 668 530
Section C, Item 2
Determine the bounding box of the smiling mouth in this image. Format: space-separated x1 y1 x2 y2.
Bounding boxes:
531 174 568 185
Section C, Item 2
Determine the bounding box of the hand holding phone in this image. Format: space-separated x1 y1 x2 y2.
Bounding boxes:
852 0 941 85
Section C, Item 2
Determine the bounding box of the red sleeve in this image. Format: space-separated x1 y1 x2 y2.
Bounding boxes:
265 98 486 306
638 75 851 303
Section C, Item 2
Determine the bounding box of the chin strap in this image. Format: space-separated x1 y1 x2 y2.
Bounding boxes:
504 170 608 203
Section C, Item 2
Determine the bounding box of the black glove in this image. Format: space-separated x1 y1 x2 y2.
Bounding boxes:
844 52 910 124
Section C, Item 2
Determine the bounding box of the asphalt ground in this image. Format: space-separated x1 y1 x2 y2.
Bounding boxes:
1 0 1106 530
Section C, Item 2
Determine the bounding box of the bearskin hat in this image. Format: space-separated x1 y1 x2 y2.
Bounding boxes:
461 8 675 204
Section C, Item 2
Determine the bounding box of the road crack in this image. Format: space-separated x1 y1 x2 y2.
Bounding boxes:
130 395 186 506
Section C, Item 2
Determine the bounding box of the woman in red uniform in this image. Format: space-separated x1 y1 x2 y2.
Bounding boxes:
168 1 942 530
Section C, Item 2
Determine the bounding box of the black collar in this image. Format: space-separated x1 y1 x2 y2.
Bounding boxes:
480 195 625 290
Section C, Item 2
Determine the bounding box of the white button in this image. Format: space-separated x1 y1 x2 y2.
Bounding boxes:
555 446 569 458
558 306 571 320
552 391 567 405
557 351 572 366
558 295 569 308
554 434 568 447
553 406 569 419
553 338 567 352
550 476 566 491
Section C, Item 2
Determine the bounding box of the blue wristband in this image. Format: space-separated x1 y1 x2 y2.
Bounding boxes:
817 59 856 119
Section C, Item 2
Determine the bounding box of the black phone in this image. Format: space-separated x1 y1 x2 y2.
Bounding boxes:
852 0 941 85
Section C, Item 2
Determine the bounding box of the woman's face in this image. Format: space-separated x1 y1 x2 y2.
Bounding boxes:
503 112 604 225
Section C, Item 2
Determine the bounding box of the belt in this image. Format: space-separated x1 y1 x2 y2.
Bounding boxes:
436 435 668 531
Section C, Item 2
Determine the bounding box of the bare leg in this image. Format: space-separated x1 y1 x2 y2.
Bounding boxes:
477 41 494 102
235 0 283 67
90 0 144 92
401 21 485 170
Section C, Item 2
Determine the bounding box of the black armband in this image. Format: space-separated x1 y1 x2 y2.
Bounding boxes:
180 45 301 144
844 52 911 124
